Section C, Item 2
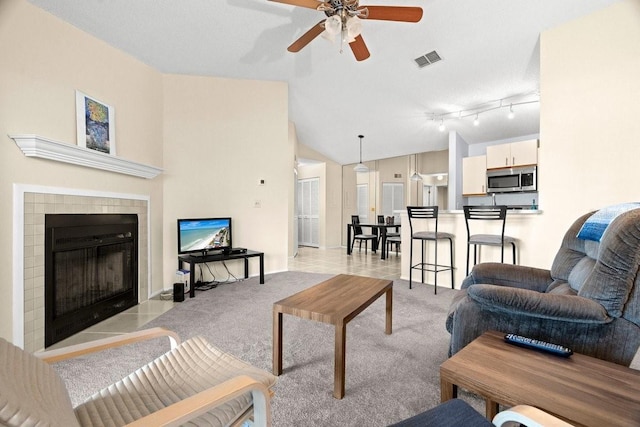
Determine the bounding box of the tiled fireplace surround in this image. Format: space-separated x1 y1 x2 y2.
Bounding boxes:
14 185 150 352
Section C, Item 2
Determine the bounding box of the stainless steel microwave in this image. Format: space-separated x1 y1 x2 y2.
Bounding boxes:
487 166 537 193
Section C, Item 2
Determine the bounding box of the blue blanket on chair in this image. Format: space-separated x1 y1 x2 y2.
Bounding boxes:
577 202 640 242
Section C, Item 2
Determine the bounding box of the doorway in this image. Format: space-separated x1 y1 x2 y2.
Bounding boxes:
297 177 319 247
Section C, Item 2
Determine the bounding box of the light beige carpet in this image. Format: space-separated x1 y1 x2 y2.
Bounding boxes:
54 271 474 426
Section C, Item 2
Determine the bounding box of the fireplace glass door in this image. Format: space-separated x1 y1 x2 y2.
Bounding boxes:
45 214 138 347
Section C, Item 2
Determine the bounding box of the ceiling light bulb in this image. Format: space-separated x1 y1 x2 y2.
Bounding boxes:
473 114 480 126
438 119 445 132
321 30 335 42
346 16 362 40
324 15 342 36
508 104 515 119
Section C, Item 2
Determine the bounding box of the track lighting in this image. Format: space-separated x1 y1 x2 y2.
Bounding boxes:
427 91 539 129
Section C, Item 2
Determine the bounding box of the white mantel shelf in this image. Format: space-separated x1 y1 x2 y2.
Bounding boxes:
9 134 163 179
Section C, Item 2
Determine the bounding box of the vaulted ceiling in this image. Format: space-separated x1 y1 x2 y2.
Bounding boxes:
27 0 620 164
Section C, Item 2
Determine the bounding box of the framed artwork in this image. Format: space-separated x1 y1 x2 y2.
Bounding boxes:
75 90 116 155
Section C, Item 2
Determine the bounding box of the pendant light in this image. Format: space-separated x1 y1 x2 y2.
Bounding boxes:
354 135 369 173
410 153 422 181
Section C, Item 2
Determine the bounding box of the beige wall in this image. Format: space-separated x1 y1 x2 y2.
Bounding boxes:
535 0 640 265
418 150 448 175
162 74 290 284
0 0 164 341
0 0 292 343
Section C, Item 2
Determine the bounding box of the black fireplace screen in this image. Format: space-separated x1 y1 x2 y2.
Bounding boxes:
45 214 138 347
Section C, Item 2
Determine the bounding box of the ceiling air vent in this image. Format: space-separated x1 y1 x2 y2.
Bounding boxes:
414 50 442 68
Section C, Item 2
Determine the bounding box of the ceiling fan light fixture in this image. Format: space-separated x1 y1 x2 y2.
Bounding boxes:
346 16 363 39
276 1 422 61
324 15 342 36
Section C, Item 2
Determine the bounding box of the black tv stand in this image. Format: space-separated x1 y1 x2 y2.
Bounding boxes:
189 250 219 258
178 249 264 298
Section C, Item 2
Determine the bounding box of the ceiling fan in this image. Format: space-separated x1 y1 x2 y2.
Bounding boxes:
270 0 423 61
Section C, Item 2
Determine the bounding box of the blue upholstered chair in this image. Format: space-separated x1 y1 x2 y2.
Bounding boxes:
388 398 573 426
447 207 640 366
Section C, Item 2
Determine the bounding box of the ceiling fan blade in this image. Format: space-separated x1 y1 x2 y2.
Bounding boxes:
269 0 325 10
288 21 326 53
349 35 370 61
361 6 423 23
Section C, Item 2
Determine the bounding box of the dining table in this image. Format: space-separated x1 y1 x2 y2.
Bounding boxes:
346 222 401 260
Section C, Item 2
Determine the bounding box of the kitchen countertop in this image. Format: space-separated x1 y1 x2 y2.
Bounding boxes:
441 208 543 215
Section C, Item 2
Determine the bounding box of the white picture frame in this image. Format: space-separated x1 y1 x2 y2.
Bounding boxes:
75 90 116 155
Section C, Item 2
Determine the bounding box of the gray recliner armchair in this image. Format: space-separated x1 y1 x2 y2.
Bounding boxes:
446 208 640 366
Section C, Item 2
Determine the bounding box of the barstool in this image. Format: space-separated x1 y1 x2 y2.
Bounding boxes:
407 206 455 293
462 205 517 275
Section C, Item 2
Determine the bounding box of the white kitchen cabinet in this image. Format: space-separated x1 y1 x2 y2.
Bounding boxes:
462 155 487 196
486 139 538 169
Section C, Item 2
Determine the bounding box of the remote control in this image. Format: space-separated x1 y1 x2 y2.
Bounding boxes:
504 333 573 357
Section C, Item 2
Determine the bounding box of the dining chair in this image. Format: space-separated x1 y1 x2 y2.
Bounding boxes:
385 235 401 257
378 215 400 237
351 215 377 253
406 206 455 292
462 205 517 275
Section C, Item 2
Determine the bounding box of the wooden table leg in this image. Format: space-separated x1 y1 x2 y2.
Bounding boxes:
385 287 392 334
273 310 283 375
334 321 347 399
486 398 499 420
440 377 457 402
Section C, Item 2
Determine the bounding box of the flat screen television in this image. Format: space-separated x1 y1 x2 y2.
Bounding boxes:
177 217 232 256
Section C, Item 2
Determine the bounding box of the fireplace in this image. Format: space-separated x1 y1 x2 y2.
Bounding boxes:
44 213 138 347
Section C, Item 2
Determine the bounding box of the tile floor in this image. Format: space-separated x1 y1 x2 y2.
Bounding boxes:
49 245 400 349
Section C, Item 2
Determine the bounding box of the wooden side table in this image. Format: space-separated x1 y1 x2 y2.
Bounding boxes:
440 330 640 426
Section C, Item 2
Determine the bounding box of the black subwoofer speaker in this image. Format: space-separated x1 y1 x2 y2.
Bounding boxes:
173 283 185 302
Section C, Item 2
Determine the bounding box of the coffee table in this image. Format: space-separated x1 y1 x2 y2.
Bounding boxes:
440 330 640 426
272 274 393 399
